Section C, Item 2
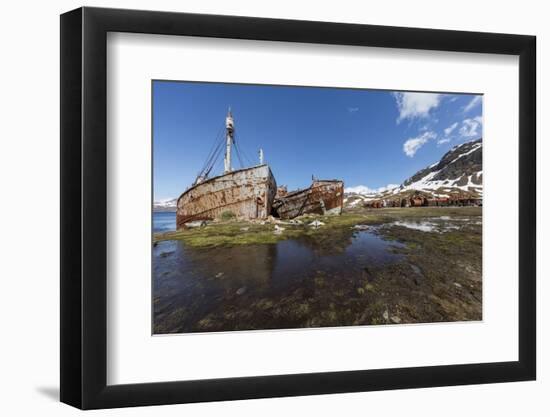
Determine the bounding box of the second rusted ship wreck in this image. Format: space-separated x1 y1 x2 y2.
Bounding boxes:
272 179 344 219
176 109 343 229
176 110 276 230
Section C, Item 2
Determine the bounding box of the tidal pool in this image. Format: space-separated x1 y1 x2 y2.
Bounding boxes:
153 228 405 334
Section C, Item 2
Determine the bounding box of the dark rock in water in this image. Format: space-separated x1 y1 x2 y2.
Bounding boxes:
236 286 247 295
159 250 175 258
153 241 158 247
363 266 374 282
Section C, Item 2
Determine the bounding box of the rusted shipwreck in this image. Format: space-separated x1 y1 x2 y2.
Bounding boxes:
176 165 277 229
272 179 344 219
176 110 343 229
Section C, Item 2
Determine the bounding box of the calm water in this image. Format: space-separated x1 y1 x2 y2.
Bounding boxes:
153 212 406 333
153 211 176 233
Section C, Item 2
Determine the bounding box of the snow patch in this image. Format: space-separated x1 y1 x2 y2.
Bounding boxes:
390 218 474 233
344 184 399 195
392 221 439 232
154 198 177 209
448 142 482 165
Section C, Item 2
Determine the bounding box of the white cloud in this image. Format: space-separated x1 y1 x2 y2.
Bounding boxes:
393 92 442 122
437 138 451 145
347 107 359 113
345 184 399 195
459 116 483 138
444 122 459 136
463 96 482 113
403 131 437 157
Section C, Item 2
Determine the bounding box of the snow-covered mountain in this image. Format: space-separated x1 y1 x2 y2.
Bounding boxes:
153 198 177 212
401 139 482 193
344 139 482 206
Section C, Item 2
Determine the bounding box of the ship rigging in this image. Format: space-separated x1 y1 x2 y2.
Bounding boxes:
193 108 257 186
176 109 344 229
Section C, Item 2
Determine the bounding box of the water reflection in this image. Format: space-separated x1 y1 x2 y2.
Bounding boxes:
153 228 404 334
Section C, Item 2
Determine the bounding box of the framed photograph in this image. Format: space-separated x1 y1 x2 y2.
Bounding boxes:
60 7 536 409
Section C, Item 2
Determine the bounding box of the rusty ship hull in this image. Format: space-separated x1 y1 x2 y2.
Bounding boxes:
272 180 344 219
176 164 277 230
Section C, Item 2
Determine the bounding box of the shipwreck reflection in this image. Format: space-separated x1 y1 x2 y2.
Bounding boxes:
153 229 404 334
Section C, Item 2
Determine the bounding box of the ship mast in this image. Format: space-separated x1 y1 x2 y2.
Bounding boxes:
224 108 234 174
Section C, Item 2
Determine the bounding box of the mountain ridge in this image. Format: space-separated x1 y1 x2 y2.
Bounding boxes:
153 198 177 212
344 138 482 207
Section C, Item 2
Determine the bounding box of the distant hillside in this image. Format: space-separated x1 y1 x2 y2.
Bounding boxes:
402 139 482 190
344 138 482 207
153 198 177 212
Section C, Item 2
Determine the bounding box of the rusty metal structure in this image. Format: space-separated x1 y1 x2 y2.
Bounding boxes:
272 180 344 219
176 165 277 229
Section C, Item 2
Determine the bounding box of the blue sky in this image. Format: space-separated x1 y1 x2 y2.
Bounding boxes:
153 81 482 201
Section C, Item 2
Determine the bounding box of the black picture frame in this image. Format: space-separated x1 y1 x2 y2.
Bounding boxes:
60 6 536 410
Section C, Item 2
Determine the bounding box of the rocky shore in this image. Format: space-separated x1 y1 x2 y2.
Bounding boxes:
153 207 482 333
